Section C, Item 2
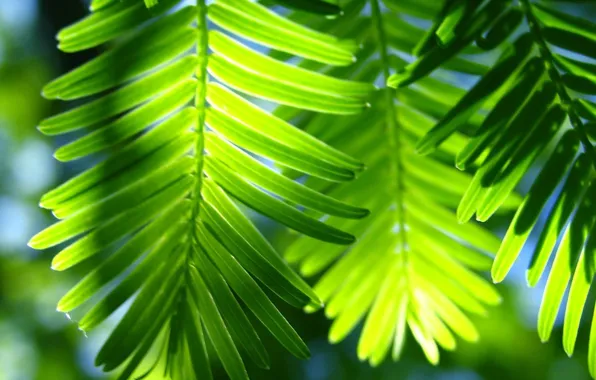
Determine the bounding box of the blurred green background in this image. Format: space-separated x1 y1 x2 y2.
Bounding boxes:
0 1 593 379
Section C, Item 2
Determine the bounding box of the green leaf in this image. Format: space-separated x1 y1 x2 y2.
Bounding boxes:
467 82 557 220
408 193 500 253
575 99 596 121
435 1 466 46
196 226 310 359
183 302 213 380
188 265 249 380
193 250 270 369
327 254 392 343
475 105 564 221
49 175 193 271
57 201 189 312
476 8 523 50
201 179 321 309
39 56 196 135
45 9 197 99
51 134 194 219
533 2 596 42
408 312 440 365
206 84 363 179
414 34 534 154
30 157 193 249
563 73 596 95
40 109 196 210
388 0 509 88
209 0 356 66
54 79 195 161
80 231 188 332
538 181 596 343
563 227 596 355
59 0 179 52
527 154 593 287
492 132 580 283
358 267 406 361
543 27 596 60
96 251 185 370
383 0 441 20
456 58 545 170
90 0 117 12
210 30 372 99
204 157 355 244
205 132 367 219
208 55 366 115
554 54 596 82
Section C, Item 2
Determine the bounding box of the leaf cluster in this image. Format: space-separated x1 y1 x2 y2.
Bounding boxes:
31 0 374 378
30 0 596 378
389 0 596 375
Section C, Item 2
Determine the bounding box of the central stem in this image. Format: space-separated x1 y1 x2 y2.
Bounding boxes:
192 0 209 223
370 0 408 254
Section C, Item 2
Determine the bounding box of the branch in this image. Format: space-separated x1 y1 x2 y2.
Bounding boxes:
520 0 596 170
371 0 409 254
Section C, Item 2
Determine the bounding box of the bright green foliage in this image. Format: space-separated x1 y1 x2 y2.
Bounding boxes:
30 0 596 378
389 0 596 377
283 0 506 366
30 0 375 378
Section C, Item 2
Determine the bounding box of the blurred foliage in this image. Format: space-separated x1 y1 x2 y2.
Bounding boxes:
0 60 51 140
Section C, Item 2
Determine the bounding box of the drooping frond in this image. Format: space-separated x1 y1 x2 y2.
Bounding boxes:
282 0 506 366
30 1 374 378
390 0 596 376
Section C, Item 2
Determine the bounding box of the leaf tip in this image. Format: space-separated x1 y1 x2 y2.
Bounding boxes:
387 75 399 89
50 256 66 271
563 343 574 358
27 234 44 250
56 302 69 313
357 208 371 219
94 354 106 368
328 331 342 345
304 303 321 314
299 348 311 360
26 239 37 249
525 270 539 288
38 197 52 210
414 139 436 156
538 332 549 344
475 213 491 223
456 211 473 224
357 352 367 362
490 267 505 284
53 149 69 162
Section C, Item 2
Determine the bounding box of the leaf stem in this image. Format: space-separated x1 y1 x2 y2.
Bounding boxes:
192 0 209 222
187 0 209 278
370 0 408 254
520 0 596 170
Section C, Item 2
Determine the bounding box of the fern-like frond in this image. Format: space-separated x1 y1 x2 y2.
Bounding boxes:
390 0 596 376
30 1 375 378
282 0 505 366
